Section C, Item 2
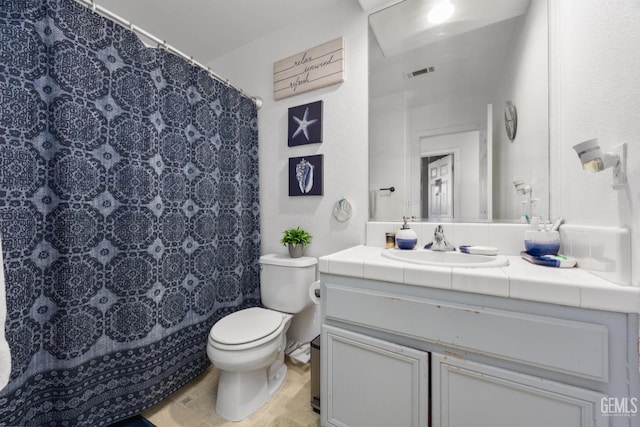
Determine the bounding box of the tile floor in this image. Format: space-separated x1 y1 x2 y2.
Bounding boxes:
142 359 320 427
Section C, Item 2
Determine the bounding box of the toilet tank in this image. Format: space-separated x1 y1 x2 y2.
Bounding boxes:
259 254 317 314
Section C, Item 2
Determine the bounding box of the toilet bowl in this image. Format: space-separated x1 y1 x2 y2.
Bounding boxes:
207 307 293 421
206 254 318 421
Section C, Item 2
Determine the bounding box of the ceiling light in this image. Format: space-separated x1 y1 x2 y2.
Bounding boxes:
427 0 455 25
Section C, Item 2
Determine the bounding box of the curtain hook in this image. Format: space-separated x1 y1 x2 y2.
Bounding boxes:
91 0 96 11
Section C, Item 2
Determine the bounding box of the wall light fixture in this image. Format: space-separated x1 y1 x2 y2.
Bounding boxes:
513 180 531 196
572 139 627 189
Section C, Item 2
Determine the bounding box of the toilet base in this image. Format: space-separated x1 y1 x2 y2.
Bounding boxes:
215 359 288 421
268 358 287 396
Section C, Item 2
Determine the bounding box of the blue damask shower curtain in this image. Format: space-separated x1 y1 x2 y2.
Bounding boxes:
0 0 261 425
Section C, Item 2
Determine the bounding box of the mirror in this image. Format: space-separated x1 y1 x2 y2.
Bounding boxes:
368 0 549 223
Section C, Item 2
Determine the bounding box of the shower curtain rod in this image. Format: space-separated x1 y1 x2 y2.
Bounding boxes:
74 0 263 109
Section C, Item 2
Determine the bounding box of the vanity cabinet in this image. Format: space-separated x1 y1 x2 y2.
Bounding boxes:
323 326 429 427
432 352 605 427
320 273 639 427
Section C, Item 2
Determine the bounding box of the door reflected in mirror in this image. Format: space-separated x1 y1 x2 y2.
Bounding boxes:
368 0 549 223
423 153 453 220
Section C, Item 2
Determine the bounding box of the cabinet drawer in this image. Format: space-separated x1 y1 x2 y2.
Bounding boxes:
324 283 608 381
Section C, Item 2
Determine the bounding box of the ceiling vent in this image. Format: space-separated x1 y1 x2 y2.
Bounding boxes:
405 66 435 79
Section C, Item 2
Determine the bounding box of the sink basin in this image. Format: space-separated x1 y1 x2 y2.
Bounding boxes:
381 248 509 268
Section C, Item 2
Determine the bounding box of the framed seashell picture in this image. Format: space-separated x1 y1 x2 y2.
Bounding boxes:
288 154 323 196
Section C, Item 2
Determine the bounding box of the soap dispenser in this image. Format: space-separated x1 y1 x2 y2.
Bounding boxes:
396 216 418 250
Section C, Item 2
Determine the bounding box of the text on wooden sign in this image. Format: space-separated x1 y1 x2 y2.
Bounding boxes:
273 37 345 100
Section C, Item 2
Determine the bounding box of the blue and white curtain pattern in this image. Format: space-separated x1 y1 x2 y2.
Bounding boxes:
0 0 261 425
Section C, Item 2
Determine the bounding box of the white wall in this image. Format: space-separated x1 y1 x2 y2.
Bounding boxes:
551 0 640 286
492 0 549 221
207 1 369 258
369 93 407 220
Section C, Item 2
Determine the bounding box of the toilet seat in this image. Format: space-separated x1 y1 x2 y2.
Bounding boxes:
210 307 285 349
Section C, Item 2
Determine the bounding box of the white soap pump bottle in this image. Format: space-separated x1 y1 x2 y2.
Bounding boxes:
396 216 418 250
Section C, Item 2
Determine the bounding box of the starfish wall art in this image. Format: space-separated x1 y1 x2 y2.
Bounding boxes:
288 100 323 146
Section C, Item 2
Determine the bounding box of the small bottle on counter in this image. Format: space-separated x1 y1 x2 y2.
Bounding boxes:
385 232 396 248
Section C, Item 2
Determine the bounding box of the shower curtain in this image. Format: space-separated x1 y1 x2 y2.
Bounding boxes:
0 0 261 425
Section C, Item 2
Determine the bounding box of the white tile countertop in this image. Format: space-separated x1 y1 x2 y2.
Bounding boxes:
319 245 640 314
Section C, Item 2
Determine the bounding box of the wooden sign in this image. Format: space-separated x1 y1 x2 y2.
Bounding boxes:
274 37 344 100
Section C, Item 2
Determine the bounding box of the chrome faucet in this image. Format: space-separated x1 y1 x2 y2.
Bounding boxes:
431 225 455 252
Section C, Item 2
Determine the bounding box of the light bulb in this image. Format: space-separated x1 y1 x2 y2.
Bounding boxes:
573 139 619 173
428 0 455 24
581 158 604 172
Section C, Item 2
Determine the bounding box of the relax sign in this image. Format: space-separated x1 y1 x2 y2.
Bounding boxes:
273 37 345 100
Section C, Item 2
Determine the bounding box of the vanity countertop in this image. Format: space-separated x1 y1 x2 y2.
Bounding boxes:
319 245 640 314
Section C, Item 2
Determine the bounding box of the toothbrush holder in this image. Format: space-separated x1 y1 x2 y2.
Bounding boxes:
524 230 560 256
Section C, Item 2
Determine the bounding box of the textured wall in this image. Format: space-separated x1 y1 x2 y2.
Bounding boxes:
551 0 640 285
207 1 369 258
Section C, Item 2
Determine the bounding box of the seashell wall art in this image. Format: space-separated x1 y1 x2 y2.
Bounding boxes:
288 154 323 196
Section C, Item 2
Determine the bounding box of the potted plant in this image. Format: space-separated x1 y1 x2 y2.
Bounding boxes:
281 226 312 258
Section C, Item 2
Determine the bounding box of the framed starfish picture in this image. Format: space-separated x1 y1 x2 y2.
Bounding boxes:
288 100 323 146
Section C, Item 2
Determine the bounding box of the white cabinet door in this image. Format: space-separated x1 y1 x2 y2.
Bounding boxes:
432 352 607 427
322 326 429 427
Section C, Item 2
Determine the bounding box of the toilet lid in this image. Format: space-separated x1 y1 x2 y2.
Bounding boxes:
210 307 284 345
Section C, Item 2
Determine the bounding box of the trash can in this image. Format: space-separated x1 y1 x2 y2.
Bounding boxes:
310 335 320 413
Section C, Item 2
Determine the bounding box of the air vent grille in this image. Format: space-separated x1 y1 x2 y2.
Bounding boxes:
406 66 435 79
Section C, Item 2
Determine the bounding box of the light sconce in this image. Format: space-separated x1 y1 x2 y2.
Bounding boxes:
428 0 455 24
513 180 531 196
572 139 627 189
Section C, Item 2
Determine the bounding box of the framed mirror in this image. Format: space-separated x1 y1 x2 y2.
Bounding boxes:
368 0 549 223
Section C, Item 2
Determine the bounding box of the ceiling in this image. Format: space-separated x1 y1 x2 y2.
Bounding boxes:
369 15 521 106
96 0 347 63
368 0 531 106
369 0 530 57
91 0 530 108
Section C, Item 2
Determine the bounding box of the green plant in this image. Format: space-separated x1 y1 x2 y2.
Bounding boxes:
280 226 312 248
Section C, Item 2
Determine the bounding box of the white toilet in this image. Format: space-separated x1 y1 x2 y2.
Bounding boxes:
206 253 318 421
